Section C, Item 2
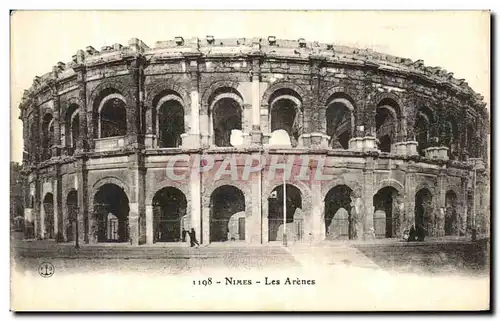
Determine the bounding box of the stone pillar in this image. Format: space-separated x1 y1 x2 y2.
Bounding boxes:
145 204 154 245
310 182 323 243
404 165 417 232
191 157 202 243
76 158 88 244
51 92 62 157
185 57 201 148
249 156 263 243
363 157 375 240
74 63 88 152
436 172 447 237
54 166 63 241
250 55 263 145
126 58 142 148
33 178 41 239
127 152 145 245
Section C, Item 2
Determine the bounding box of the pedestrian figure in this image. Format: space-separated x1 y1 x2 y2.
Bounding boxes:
182 229 187 242
189 228 200 247
416 224 425 242
408 225 416 242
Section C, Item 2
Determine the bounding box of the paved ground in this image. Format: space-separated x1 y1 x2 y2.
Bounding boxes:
11 235 489 277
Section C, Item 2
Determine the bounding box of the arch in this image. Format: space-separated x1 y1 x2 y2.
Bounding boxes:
152 187 188 242
65 189 78 242
319 87 358 109
60 96 83 120
201 79 241 110
42 192 54 239
444 190 458 236
210 90 243 147
325 94 356 149
156 97 185 148
145 80 190 111
146 181 190 206
321 179 361 202
324 185 354 240
93 183 130 243
415 103 435 156
267 184 304 242
90 176 130 206
260 81 307 107
373 186 400 238
209 185 246 242
375 97 402 152
41 113 54 160
268 88 304 147
415 181 436 197
88 80 133 110
414 187 434 239
373 92 405 115
97 93 127 138
377 179 405 196
442 115 459 159
65 104 80 153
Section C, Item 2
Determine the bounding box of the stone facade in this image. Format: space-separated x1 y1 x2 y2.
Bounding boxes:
19 36 490 245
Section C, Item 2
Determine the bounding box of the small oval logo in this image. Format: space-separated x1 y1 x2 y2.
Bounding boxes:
38 262 55 278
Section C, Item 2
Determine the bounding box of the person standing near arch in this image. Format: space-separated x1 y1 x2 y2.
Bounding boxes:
189 228 200 247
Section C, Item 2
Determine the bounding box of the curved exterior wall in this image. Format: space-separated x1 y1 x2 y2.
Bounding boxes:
19 37 490 245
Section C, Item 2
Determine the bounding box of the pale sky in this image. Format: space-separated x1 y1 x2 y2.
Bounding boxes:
10 10 490 163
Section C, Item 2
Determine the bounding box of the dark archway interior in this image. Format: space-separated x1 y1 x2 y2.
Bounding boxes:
271 100 299 146
93 184 130 242
326 101 352 149
43 193 54 239
100 98 127 138
373 187 398 238
152 187 187 242
324 185 352 240
213 98 242 147
376 106 396 153
66 190 78 242
268 184 303 241
65 104 80 154
415 113 431 156
158 101 184 148
445 190 458 236
415 188 433 235
210 185 245 242
41 114 54 160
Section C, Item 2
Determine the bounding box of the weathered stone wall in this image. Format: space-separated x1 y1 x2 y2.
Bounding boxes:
18 37 489 244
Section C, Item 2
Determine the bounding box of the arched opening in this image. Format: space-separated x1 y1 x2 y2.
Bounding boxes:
28 121 36 162
442 116 458 160
152 187 187 242
445 190 458 236
96 90 127 138
324 185 353 240
326 96 354 149
43 193 54 239
93 183 129 242
65 104 80 155
467 123 477 158
268 184 303 242
376 99 400 153
209 88 243 147
270 89 302 147
373 187 399 238
415 106 434 156
41 113 54 160
415 188 433 237
209 185 246 242
66 190 78 242
157 99 185 148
